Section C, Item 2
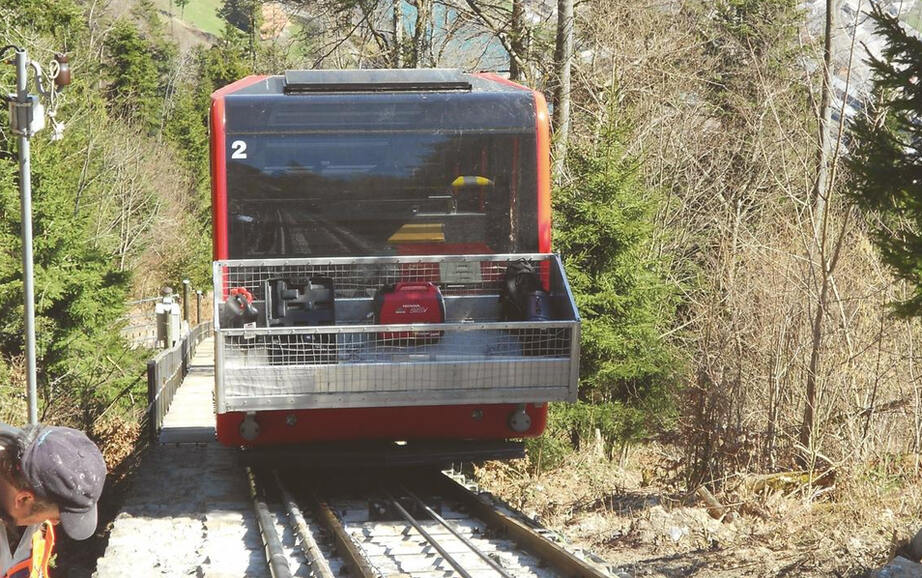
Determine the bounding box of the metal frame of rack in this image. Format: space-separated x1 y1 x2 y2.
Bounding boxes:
213 254 580 413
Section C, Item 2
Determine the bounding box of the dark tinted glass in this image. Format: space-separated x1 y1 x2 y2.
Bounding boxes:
226 130 538 258
225 91 535 132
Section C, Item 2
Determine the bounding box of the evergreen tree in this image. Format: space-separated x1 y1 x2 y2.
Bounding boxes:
0 0 82 36
161 34 252 287
0 100 144 424
217 0 263 64
552 126 679 444
847 5 922 316
219 0 261 32
0 0 200 424
104 20 163 133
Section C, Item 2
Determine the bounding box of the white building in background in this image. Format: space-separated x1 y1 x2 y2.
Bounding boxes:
797 0 921 127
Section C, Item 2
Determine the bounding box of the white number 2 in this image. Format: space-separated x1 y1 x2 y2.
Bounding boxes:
230 140 248 159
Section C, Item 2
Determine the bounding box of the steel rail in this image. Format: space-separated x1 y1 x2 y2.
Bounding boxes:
380 488 474 578
247 467 292 578
435 473 610 577
307 488 378 578
273 471 336 578
399 483 516 578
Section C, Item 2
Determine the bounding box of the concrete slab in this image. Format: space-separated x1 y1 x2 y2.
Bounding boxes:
94 443 270 577
93 338 273 576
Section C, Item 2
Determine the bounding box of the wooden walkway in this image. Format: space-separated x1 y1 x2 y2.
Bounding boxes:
158 336 216 444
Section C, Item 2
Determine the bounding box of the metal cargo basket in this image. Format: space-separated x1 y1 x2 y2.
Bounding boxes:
213 254 580 413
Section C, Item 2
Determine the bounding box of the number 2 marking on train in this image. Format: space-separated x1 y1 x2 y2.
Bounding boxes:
231 140 248 159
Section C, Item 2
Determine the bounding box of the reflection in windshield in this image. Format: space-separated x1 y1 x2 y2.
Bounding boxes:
227 132 537 258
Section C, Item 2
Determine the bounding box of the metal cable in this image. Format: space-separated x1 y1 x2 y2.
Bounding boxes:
400 483 516 578
0 45 22 60
273 470 335 578
382 488 474 578
247 467 293 578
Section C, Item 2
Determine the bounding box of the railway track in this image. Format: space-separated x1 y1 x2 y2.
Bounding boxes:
247 466 611 577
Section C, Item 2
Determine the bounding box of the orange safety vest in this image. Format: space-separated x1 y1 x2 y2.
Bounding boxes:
3 522 54 578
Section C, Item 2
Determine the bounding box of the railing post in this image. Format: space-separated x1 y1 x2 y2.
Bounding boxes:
196 290 202 326
147 358 158 443
182 279 190 325
182 327 191 377
146 320 213 446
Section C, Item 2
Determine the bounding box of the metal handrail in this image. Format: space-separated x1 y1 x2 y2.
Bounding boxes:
146 321 213 442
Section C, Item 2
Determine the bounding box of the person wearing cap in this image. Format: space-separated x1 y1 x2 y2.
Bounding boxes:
0 423 106 577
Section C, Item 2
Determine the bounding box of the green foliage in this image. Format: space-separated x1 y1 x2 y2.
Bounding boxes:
525 400 653 472
706 0 804 113
159 34 251 287
0 128 143 424
0 0 83 38
218 0 262 33
714 0 800 52
846 5 922 316
523 419 571 473
164 87 210 182
104 20 165 132
553 125 679 442
0 0 205 425
164 29 249 181
200 31 253 94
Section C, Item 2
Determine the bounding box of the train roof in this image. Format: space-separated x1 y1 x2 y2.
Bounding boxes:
215 69 541 133
223 69 530 96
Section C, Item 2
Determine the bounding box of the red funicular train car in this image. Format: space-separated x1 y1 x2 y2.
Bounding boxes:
210 69 580 452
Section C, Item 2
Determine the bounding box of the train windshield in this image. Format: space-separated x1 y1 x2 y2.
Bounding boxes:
226 131 538 258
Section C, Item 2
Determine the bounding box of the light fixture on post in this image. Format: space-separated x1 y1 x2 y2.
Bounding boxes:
4 45 71 425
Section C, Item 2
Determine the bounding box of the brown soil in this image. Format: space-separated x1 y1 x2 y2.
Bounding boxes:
104 0 215 51
474 444 922 577
260 3 290 41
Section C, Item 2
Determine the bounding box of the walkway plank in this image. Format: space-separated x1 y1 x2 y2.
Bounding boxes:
159 337 216 444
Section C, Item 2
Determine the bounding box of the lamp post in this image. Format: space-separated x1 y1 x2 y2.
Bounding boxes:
12 49 38 425
6 46 70 424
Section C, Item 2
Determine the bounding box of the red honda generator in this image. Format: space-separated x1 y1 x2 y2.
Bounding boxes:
376 282 446 342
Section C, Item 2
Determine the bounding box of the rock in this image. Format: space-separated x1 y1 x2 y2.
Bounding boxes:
873 556 922 578
909 527 922 561
668 525 689 543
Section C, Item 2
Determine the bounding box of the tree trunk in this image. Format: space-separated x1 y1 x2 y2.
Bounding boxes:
248 0 257 66
393 0 403 67
552 0 573 184
800 0 839 459
811 0 837 235
412 0 431 68
509 0 526 81
463 0 530 82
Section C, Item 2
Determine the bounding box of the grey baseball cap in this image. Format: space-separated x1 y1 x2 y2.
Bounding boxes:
20 425 107 540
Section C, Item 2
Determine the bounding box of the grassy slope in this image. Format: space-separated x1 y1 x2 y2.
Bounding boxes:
157 0 224 36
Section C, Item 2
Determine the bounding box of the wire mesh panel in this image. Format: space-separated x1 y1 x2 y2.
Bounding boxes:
213 254 579 412
217 256 527 300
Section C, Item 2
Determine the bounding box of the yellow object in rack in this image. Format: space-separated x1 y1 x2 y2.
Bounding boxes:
388 223 445 244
